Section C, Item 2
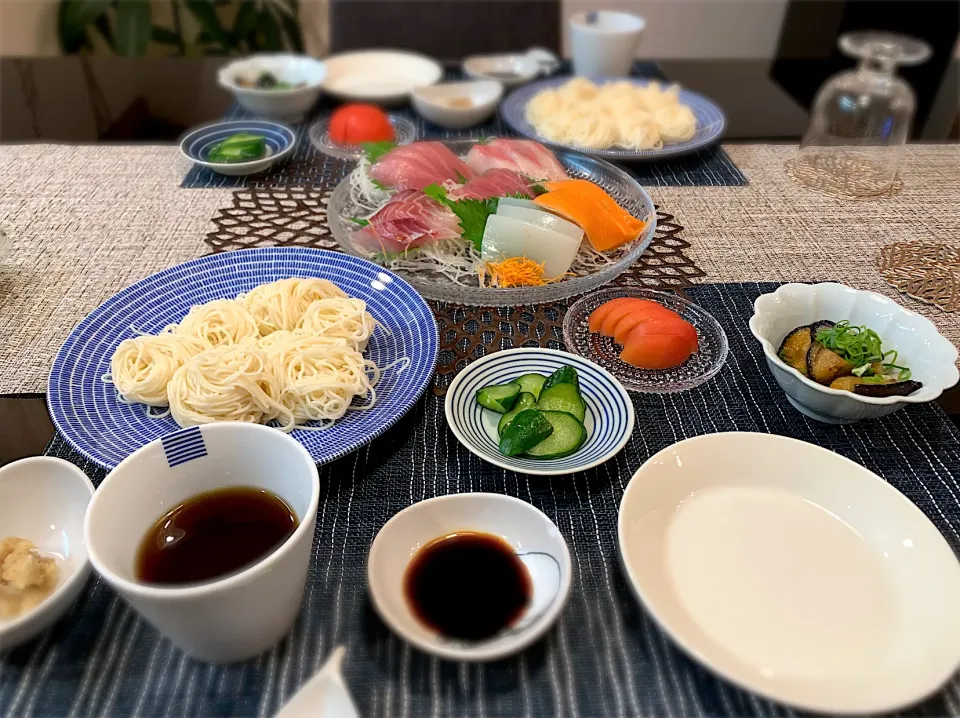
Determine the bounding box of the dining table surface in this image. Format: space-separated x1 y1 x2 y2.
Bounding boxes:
2 95 960 718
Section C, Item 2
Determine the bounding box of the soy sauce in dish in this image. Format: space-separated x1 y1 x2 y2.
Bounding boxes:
135 486 297 586
404 531 531 641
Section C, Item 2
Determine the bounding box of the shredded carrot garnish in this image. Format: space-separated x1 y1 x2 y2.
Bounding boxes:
481 257 548 288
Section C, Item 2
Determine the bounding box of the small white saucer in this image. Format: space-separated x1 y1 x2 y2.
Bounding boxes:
0 457 94 652
412 80 503 129
463 47 560 87
618 432 960 714
367 493 571 662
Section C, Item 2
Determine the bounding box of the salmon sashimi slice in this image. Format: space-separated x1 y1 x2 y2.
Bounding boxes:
534 179 646 252
369 141 474 190
352 190 461 255
465 139 567 181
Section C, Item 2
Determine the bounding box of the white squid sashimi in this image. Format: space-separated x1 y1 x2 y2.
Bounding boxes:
481 215 581 280
496 205 584 243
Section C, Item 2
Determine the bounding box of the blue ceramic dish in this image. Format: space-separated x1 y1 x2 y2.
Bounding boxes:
48 247 438 469
179 119 296 175
500 76 726 161
445 348 634 475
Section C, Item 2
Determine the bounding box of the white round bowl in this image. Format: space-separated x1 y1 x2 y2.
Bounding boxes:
444 348 634 476
411 80 503 129
322 50 443 105
218 54 327 121
619 432 960 714
0 457 94 652
749 282 959 423
367 493 571 661
84 422 320 663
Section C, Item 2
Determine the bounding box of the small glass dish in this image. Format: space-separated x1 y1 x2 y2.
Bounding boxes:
308 115 418 161
563 288 728 393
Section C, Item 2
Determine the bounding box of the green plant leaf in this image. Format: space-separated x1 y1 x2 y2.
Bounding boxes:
92 13 115 49
260 13 282 51
58 0 114 52
151 26 181 45
232 1 257 41
277 9 304 52
183 0 230 52
114 0 152 56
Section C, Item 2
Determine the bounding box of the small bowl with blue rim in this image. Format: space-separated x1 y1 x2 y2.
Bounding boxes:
179 119 296 176
445 347 634 476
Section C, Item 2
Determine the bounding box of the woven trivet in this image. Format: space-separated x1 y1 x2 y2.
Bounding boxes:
878 241 960 313
205 188 706 393
785 155 903 200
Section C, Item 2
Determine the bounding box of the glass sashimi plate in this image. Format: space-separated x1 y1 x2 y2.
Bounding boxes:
326 139 657 306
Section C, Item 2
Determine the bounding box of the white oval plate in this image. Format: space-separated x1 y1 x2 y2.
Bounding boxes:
322 50 443 105
618 432 960 714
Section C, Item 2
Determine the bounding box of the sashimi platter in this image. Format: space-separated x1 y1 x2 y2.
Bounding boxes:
327 137 657 305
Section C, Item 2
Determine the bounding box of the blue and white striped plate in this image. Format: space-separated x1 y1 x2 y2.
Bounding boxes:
179 120 296 175
445 348 634 475
500 76 726 161
47 248 438 469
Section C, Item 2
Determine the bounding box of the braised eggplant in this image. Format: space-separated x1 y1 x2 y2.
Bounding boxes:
829 376 867 392
806 342 854 385
810 320 836 342
853 380 923 398
777 325 812 376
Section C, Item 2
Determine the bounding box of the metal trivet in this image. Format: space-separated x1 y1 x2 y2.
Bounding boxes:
205 189 706 393
878 240 960 313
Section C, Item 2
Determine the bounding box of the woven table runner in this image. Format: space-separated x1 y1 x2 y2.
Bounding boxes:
182 63 747 190
3 282 959 718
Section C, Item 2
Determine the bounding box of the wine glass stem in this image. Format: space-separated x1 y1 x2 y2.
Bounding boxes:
861 57 897 75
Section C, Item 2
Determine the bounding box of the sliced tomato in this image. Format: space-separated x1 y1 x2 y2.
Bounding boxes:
611 305 682 344
620 332 694 370
627 316 698 354
588 298 637 333
599 300 676 337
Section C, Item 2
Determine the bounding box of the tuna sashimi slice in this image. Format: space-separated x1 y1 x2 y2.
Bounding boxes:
368 141 474 190
465 139 567 181
449 169 533 200
352 190 462 255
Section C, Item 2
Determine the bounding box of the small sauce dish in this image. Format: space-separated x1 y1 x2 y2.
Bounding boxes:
0 457 94 652
463 47 560 87
367 493 571 661
411 80 503 129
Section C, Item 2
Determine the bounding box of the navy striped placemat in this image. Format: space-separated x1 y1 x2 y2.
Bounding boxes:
3 282 958 717
182 62 747 190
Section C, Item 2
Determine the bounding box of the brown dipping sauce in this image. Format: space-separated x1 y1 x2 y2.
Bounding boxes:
135 486 298 586
404 531 531 641
444 97 474 109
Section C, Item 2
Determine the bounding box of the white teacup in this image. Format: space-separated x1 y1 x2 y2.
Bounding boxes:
569 11 646 77
84 422 320 663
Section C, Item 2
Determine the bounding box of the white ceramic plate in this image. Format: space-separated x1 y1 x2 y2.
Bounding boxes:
618 432 960 714
322 50 443 104
367 493 571 661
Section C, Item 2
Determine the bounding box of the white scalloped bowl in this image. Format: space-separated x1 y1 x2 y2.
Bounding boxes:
749 283 958 424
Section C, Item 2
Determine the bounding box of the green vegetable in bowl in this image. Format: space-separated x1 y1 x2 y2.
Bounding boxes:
207 133 267 164
814 320 912 381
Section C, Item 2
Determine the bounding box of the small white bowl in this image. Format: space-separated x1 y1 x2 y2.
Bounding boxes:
445 348 634 476
749 282 959 423
618 432 960 714
0 457 94 652
218 54 327 121
412 80 503 129
84 422 320 663
367 493 571 662
322 50 443 105
463 48 560 87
